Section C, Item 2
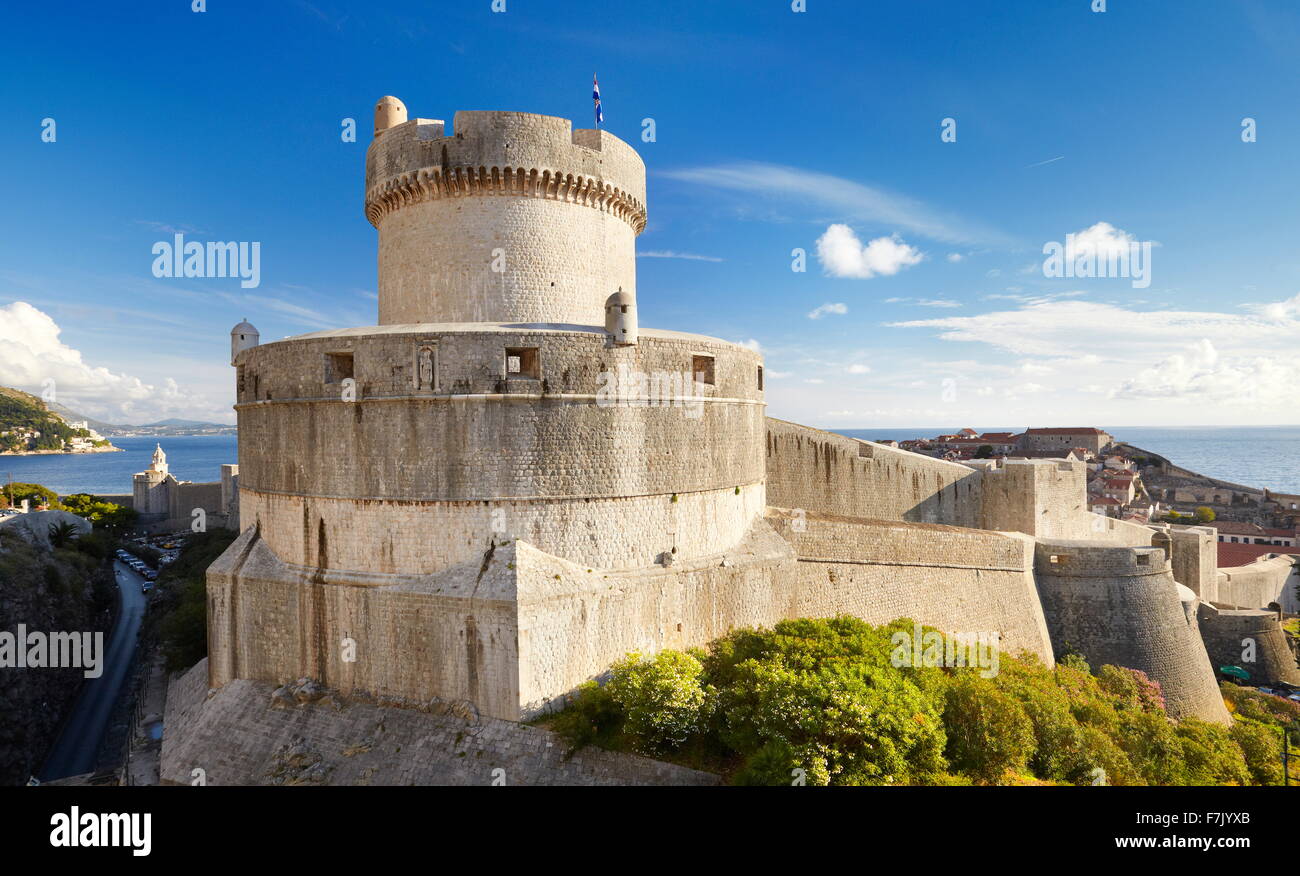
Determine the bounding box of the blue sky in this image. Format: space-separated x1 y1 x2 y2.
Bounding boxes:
2 0 1299 427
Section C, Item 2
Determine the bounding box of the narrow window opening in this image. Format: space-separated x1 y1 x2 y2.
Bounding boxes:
692 354 715 386
325 352 354 383
505 347 539 378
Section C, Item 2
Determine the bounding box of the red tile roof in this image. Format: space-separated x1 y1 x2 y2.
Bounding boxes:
1213 521 1266 536
1024 427 1107 435
1217 543 1300 567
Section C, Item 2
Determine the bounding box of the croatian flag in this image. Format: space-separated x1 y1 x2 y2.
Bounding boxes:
593 75 603 127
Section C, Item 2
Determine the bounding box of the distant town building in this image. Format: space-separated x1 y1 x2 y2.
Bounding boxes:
1019 427 1113 456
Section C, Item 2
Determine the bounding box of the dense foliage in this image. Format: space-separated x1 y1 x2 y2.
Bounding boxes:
153 529 237 671
0 389 90 452
60 493 138 532
549 616 1299 786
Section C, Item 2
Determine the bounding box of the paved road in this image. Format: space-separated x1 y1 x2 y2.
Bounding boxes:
38 560 148 781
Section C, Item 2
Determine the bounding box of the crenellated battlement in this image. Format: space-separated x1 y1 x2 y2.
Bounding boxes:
365 110 646 232
365 103 647 326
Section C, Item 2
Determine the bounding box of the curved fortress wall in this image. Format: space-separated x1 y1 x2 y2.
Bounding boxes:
366 112 646 326
1033 541 1230 723
1197 604 1300 685
233 324 764 574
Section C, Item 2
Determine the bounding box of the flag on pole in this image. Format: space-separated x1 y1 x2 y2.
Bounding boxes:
593 74 603 127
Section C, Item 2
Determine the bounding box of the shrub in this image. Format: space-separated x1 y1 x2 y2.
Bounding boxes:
550 681 622 752
1176 718 1250 785
942 675 1036 783
606 650 711 754
1097 665 1165 714
1230 718 1285 786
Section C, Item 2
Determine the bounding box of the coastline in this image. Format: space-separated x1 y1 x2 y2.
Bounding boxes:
0 445 124 457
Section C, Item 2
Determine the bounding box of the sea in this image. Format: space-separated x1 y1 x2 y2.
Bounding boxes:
0 435 238 496
837 426 1300 495
2 427 1298 497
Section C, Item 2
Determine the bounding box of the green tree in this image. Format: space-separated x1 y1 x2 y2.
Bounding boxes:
974 445 994 459
605 650 711 754
2 481 59 509
61 493 138 532
47 519 80 548
1193 506 1216 524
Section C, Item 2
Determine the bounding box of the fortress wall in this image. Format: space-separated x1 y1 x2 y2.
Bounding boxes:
240 482 766 575
235 329 765 570
764 419 982 526
1032 541 1230 723
1156 525 1218 599
766 509 1053 661
376 197 636 325
237 330 764 500
207 519 803 720
1215 556 1300 612
366 111 646 326
1196 604 1300 685
171 481 223 523
514 522 800 716
207 528 523 719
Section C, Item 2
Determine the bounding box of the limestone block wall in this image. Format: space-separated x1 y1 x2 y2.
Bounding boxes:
980 459 1097 540
1153 525 1218 599
240 483 765 575
207 518 801 720
233 326 764 572
764 419 982 526
1197 604 1300 685
365 111 646 326
514 520 799 715
207 527 523 719
766 509 1054 662
1215 555 1300 612
1032 541 1230 723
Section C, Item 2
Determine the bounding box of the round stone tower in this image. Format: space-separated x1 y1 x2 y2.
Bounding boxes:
211 100 767 719
365 108 646 326
1033 540 1231 724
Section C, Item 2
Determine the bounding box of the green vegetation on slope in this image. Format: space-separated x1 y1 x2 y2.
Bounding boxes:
150 529 237 671
547 616 1300 786
0 387 92 452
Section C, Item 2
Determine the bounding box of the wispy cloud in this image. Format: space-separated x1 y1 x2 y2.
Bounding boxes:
807 302 848 319
659 161 1011 245
637 250 724 262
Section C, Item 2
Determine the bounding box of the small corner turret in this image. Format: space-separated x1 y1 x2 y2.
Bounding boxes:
230 318 260 365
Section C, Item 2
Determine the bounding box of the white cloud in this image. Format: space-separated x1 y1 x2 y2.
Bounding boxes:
845 363 871 374
807 302 848 319
1113 339 1297 405
660 162 1010 245
815 225 923 279
885 297 962 308
946 253 964 263
888 293 1300 414
733 338 763 352
1060 221 1151 261
637 250 724 262
0 301 230 424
